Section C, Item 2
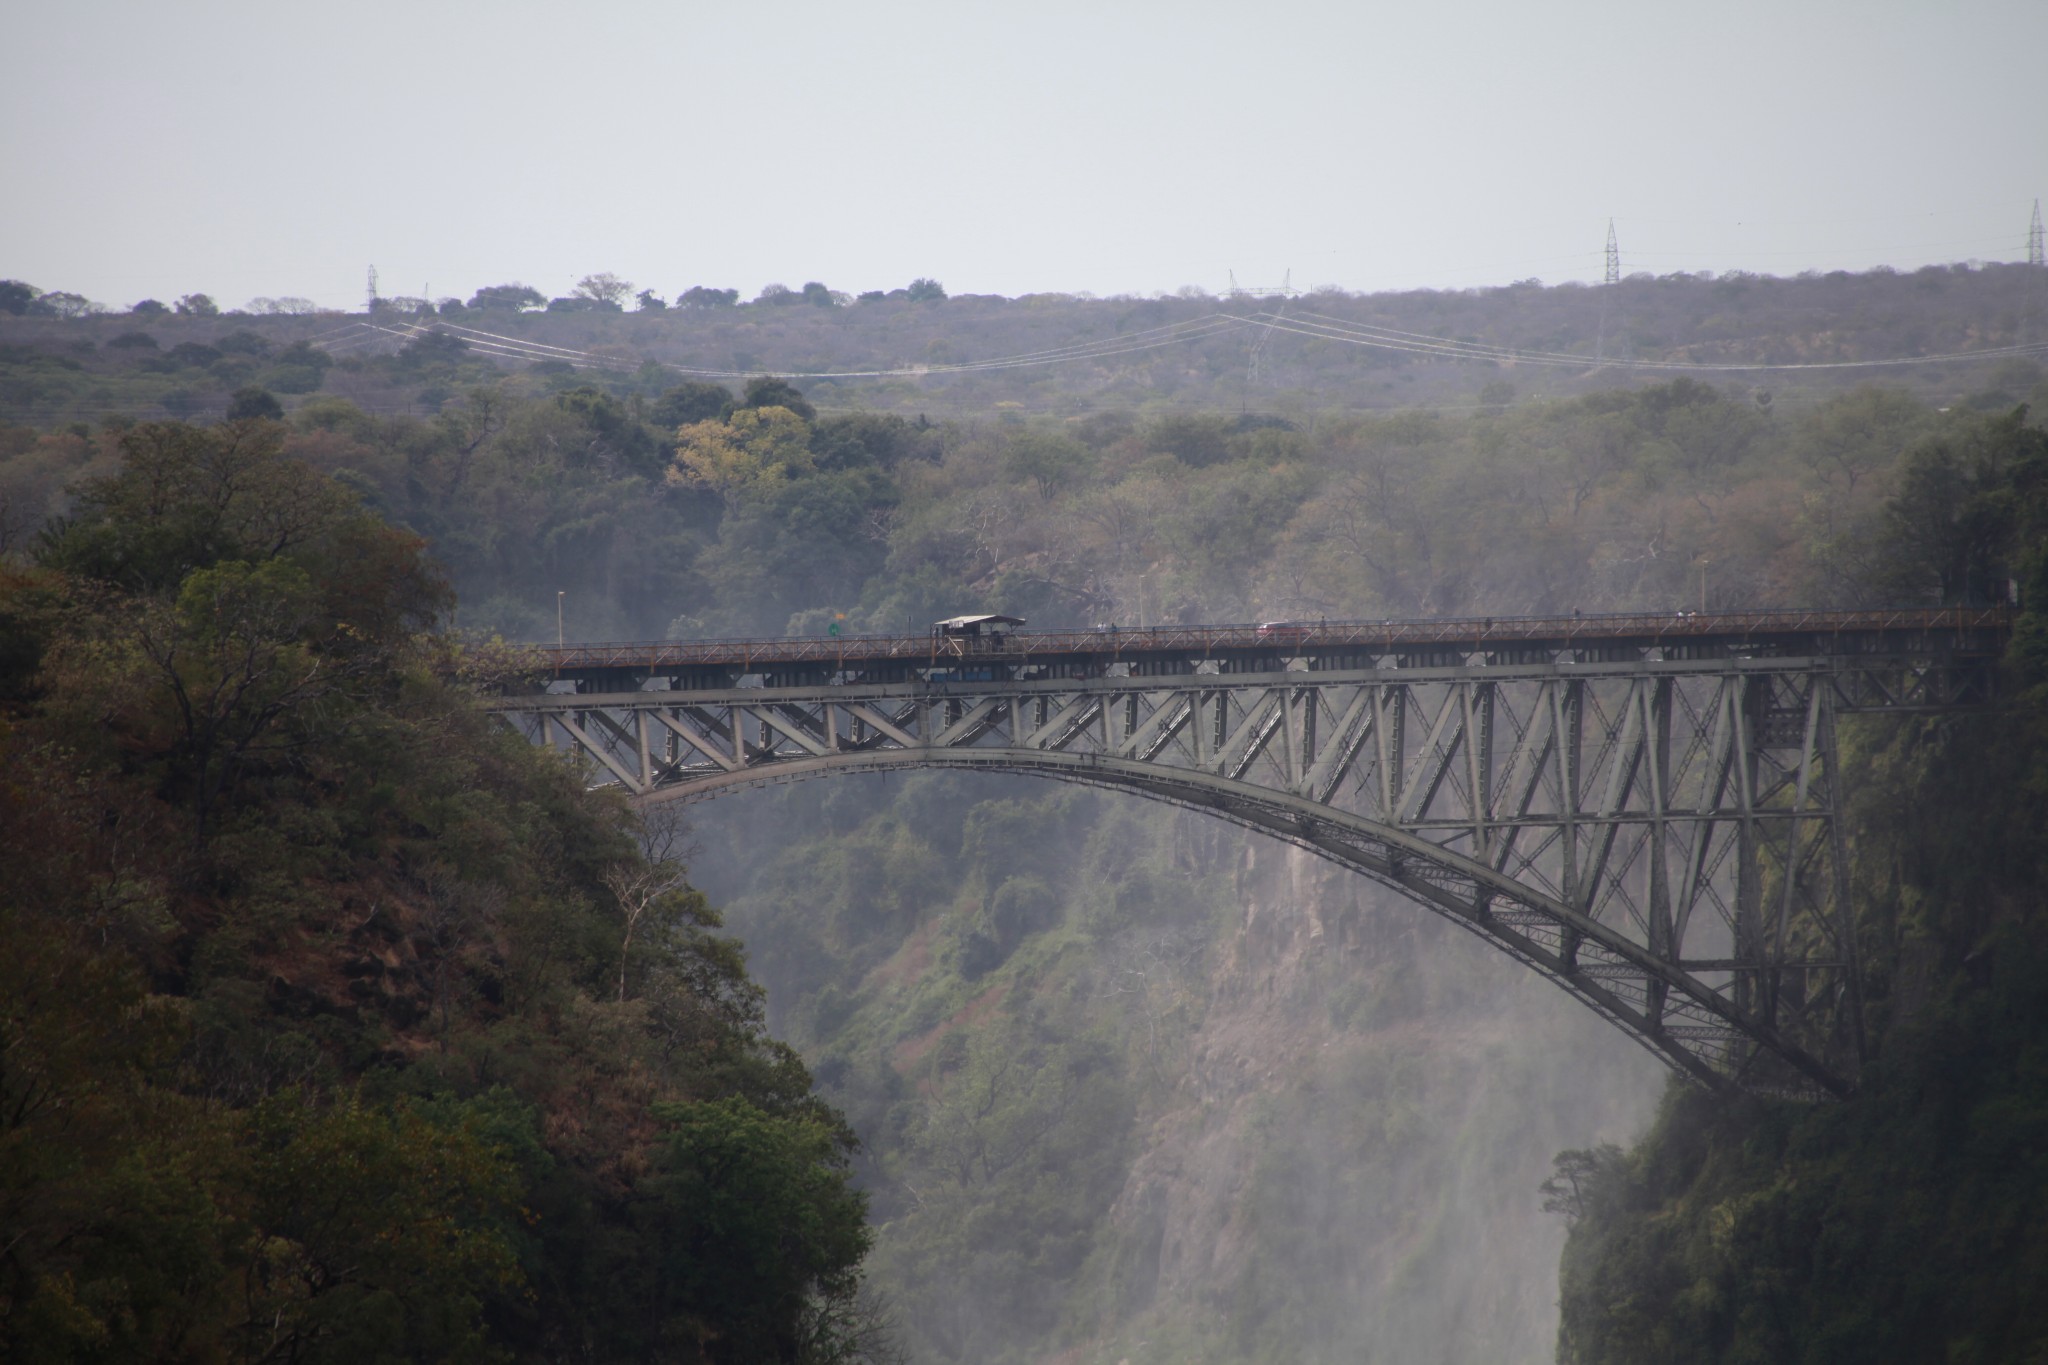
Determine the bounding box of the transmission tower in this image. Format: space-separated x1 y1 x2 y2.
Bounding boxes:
1604 219 1621 286
366 264 379 314
2029 199 2045 268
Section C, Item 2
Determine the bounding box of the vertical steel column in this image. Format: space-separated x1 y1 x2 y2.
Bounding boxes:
1300 687 1318 788
1378 685 1406 820
1464 680 1495 862
1282 687 1301 789
1734 675 1764 1018
1556 679 1584 969
1644 676 1674 1026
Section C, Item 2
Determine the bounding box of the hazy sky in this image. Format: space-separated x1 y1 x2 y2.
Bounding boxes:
4 0 2043 312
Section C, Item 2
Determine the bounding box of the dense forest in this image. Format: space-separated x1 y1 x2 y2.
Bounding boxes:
0 423 882 1363
1550 416 2048 1364
5 265 2048 1363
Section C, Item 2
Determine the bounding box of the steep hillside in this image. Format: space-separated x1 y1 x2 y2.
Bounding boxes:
1551 408 2048 1363
0 423 877 1364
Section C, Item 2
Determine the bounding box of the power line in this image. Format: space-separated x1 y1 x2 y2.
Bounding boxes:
357 313 1255 381
1264 308 2048 373
298 290 2048 390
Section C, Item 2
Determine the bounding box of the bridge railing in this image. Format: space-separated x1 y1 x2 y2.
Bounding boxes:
531 605 2013 675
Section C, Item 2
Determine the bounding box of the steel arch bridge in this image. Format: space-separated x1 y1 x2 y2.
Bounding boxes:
485 608 2010 1098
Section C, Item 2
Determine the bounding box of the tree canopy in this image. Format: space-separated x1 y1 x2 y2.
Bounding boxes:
1 420 881 1363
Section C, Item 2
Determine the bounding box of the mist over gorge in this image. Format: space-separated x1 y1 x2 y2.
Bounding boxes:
691 777 1664 1363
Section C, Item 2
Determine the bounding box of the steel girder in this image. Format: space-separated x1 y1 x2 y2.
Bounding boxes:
489 653 1992 1097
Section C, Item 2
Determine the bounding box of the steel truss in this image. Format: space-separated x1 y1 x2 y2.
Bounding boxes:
490 643 2000 1098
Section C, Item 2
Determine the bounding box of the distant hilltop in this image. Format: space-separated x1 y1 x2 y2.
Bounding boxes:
3 262 2044 424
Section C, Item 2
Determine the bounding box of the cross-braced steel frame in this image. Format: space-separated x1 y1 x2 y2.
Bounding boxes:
487 612 2006 1097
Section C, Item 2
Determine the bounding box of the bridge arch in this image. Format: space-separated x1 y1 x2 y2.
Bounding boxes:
637 746 1843 1097
496 608 2010 1098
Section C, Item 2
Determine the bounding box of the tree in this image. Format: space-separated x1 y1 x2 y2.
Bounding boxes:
652 382 735 428
0 279 39 314
399 329 470 366
645 1096 870 1365
737 376 816 422
573 273 633 309
1147 413 1236 467
678 286 739 309
602 804 694 1002
36 290 98 318
636 289 668 311
175 293 219 317
1004 432 1091 500
1540 1145 1626 1224
1878 407 2044 604
809 414 940 471
669 406 817 505
757 283 800 306
239 1090 522 1364
467 283 544 311
801 281 838 308
226 386 284 422
906 278 947 303
1795 386 1933 496
553 386 660 475
217 329 273 357
131 298 169 316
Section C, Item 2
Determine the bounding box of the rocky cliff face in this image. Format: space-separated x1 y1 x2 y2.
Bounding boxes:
692 779 1666 1365
1075 831 1665 1364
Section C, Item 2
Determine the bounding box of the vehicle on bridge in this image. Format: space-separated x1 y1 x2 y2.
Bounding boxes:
932 613 1026 654
1256 620 1314 644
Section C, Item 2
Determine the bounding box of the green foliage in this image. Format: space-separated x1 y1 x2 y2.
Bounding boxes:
0 425 880 1363
810 414 939 472
1876 405 2044 604
738 376 818 423
677 286 739 309
1558 949 2048 1365
225 385 283 421
572 273 632 308
653 381 735 428
0 280 41 315
1556 442 2048 1363
643 1097 872 1364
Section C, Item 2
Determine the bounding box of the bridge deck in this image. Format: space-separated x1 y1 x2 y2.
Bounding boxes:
529 606 2011 688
